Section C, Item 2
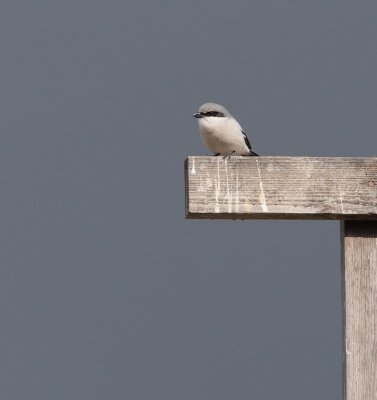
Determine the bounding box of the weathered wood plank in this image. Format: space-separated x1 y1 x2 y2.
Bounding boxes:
185 157 377 220
341 221 377 400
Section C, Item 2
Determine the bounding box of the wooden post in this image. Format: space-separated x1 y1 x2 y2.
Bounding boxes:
185 156 377 400
341 221 377 400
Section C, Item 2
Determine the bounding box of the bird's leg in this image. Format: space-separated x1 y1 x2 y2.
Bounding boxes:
222 151 235 160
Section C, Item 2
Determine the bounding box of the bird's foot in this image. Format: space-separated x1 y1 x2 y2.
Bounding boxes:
222 151 235 160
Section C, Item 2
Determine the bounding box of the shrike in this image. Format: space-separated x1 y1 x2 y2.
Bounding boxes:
193 102 258 156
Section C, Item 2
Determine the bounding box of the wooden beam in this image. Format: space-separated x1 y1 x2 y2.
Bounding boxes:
341 221 377 400
185 157 377 220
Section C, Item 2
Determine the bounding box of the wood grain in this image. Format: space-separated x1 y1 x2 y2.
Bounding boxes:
185 157 377 220
341 221 377 400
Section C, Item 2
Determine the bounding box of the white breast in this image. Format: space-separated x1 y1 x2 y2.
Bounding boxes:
198 117 250 156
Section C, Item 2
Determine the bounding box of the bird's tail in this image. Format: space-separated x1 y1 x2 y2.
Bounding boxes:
250 150 259 156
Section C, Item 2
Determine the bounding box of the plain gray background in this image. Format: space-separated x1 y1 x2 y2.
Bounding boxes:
1 1 376 399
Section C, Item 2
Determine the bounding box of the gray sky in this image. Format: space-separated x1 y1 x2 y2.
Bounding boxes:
0 1 376 399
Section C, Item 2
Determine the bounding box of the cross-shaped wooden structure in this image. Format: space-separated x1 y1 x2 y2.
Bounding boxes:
185 156 377 400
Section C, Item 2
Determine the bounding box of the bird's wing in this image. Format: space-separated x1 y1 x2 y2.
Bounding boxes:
241 130 252 151
242 130 259 156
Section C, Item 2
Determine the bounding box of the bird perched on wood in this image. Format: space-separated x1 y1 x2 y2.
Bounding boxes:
193 102 258 156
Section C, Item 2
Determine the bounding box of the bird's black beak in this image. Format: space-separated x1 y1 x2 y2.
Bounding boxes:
193 113 203 118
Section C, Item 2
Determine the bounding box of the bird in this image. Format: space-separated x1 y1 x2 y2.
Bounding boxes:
193 102 258 156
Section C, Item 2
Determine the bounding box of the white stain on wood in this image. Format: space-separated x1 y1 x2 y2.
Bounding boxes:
235 170 240 213
191 158 196 174
224 158 233 213
340 194 345 214
256 159 268 212
214 158 221 213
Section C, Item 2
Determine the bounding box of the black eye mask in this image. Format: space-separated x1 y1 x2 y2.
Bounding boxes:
201 111 225 117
